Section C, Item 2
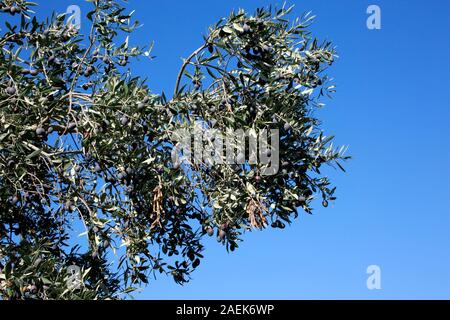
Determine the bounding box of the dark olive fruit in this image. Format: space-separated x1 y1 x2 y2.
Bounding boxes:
265 150 271 157
48 55 55 63
283 122 291 131
93 49 99 56
6 86 16 95
281 169 288 175
61 32 70 41
186 250 195 261
237 61 243 68
120 116 129 125
82 83 90 90
143 96 150 103
65 200 75 211
192 258 200 268
218 229 226 240
297 195 306 203
272 116 278 124
7 160 15 167
207 44 213 53
83 70 91 77
137 102 145 110
119 59 127 66
206 226 214 236
71 62 78 70
125 167 133 175
322 200 329 208
255 175 261 183
91 251 98 259
94 163 101 172
67 122 77 131
10 6 20 14
281 161 289 168
92 226 99 233
103 240 109 248
36 127 46 136
105 175 115 183
47 127 54 134
220 223 228 230
10 196 19 205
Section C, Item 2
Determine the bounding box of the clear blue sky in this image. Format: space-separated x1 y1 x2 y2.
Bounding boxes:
30 0 450 299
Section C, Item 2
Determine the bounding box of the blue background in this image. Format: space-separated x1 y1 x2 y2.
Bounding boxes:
17 0 450 299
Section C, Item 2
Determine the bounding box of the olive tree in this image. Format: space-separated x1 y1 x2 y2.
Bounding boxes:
0 0 349 299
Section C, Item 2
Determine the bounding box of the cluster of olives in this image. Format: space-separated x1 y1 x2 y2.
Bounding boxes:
271 220 285 229
21 68 40 76
1 4 21 15
104 166 137 191
34 126 54 141
91 226 110 251
205 223 229 241
137 96 150 111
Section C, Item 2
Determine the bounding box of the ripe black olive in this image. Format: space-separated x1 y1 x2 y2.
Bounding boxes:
6 86 16 95
36 127 46 136
206 226 214 236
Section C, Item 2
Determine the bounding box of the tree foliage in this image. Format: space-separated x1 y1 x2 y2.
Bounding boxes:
0 0 349 299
